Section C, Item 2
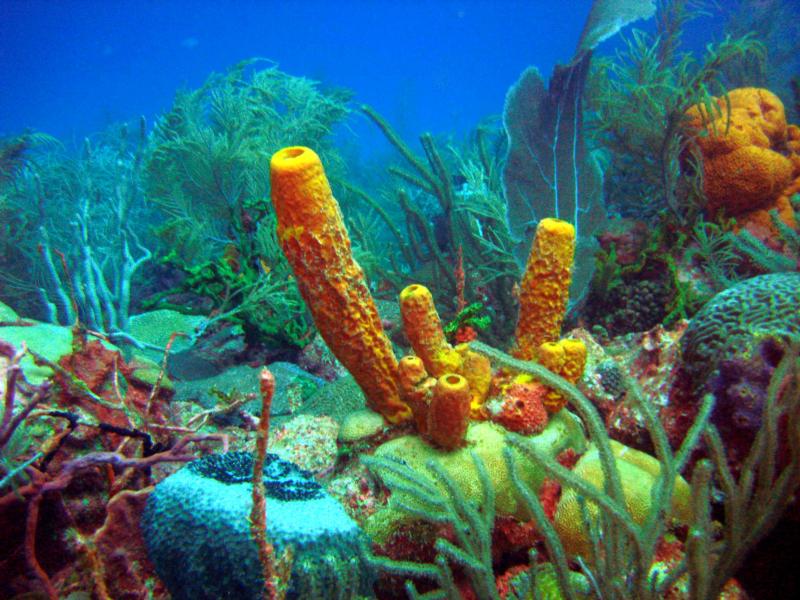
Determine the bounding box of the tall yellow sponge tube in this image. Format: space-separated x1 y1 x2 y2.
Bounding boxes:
513 218 576 361
270 146 410 423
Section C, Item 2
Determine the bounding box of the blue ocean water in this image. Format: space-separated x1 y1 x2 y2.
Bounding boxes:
2 0 606 150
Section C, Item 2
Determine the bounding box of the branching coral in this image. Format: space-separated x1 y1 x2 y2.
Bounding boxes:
0 338 228 599
0 122 156 337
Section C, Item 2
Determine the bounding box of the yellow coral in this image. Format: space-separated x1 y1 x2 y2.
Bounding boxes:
554 441 691 557
270 146 409 423
513 218 575 361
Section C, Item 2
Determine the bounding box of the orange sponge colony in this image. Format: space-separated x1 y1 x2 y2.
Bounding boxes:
508 217 587 414
513 218 576 361
685 87 798 233
270 147 410 423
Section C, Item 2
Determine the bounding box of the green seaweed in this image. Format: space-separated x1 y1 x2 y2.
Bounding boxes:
144 60 352 347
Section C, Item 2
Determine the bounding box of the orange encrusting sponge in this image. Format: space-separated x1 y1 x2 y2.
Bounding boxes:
512 218 576 361
270 146 410 423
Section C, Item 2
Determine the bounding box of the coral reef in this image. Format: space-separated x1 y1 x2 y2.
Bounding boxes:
5 5 800 597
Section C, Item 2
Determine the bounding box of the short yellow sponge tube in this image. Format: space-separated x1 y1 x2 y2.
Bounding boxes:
270 146 410 422
399 284 462 376
537 338 587 413
428 373 471 450
513 218 575 361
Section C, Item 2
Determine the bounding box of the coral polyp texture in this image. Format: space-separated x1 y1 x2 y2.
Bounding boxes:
674 272 800 398
142 452 374 600
554 440 692 557
270 146 409 423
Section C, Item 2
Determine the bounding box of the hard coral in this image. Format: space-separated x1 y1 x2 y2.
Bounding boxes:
554 440 691 557
143 451 374 600
270 146 409 423
669 273 800 465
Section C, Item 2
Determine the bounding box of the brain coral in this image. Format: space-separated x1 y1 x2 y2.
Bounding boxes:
554 440 691 557
674 272 800 397
142 452 374 599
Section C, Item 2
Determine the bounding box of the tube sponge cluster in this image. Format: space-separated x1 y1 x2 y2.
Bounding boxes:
513 218 577 362
397 285 491 449
510 218 587 413
269 147 585 447
270 147 410 423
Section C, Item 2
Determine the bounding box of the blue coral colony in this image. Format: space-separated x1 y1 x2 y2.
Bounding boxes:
1 1 800 599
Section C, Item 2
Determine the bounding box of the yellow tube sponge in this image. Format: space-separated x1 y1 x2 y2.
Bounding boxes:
397 355 435 435
513 218 576 361
270 146 410 423
455 343 492 416
428 373 471 450
537 339 587 413
399 284 462 376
